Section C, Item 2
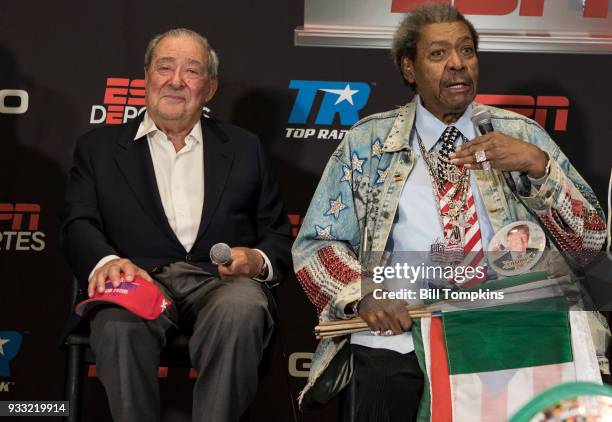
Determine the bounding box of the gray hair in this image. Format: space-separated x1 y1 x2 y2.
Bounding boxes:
144 28 219 79
391 4 478 89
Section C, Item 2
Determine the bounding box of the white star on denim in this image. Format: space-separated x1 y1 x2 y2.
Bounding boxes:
372 139 384 159
351 152 366 174
376 168 388 185
315 225 336 240
325 193 348 219
319 84 359 105
340 165 352 184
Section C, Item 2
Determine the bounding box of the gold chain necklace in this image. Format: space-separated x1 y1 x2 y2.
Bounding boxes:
416 129 471 245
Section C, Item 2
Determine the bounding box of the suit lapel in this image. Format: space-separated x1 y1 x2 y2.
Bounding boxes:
195 117 235 244
114 119 183 248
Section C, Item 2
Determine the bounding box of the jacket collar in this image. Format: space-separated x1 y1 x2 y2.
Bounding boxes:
382 96 476 153
114 114 234 249
194 117 235 245
382 98 417 153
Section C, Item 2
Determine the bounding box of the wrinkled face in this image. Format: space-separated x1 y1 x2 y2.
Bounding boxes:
507 230 529 252
402 21 478 123
145 35 217 127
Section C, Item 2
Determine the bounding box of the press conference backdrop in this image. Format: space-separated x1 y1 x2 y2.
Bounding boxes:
1 1 611 421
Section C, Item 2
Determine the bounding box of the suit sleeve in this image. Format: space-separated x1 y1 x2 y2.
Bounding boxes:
60 134 119 289
252 139 293 282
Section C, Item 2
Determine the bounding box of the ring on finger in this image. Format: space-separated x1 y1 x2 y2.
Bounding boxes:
370 329 382 336
475 150 487 163
383 329 394 336
481 161 492 171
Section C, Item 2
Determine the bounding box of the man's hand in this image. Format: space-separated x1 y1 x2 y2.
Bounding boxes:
358 293 413 335
217 247 264 279
450 132 548 178
88 258 152 297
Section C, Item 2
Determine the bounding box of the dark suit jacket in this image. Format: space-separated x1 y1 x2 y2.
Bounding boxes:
60 114 292 292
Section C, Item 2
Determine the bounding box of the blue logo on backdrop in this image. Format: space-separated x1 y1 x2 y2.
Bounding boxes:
0 331 23 377
288 80 371 126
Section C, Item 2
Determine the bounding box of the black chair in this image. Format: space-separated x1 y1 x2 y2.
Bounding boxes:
62 277 278 422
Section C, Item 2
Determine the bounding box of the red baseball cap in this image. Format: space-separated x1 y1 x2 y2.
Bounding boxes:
75 275 172 320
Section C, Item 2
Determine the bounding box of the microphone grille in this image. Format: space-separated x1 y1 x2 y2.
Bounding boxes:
210 243 232 265
471 106 491 126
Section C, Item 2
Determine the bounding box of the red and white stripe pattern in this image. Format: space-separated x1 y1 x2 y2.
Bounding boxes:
440 182 486 287
437 127 486 288
295 246 361 314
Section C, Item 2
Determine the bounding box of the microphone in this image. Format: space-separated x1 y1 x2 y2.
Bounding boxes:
471 106 519 193
210 243 233 266
471 107 494 135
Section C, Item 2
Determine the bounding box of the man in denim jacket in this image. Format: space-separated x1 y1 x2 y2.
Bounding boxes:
292 4 608 421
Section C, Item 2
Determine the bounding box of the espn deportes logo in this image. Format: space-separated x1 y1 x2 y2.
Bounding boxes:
286 80 371 141
391 0 608 18
90 78 146 125
0 331 23 393
0 89 28 114
476 94 569 131
0 203 45 251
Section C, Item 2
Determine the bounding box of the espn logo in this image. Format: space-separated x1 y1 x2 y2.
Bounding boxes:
288 214 304 238
391 0 608 18
0 203 45 251
475 95 569 132
90 78 146 125
0 203 40 230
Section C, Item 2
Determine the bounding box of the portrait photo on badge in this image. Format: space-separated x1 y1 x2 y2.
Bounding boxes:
488 221 546 277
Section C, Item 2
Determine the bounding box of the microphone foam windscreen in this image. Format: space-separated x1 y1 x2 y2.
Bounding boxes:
210 242 232 265
471 106 491 127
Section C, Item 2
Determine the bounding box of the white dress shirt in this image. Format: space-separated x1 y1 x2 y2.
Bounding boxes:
89 112 272 281
137 112 205 251
351 97 494 353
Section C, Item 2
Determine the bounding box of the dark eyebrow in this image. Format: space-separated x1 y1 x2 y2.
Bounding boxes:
429 40 452 48
155 57 176 64
185 58 204 67
456 36 473 44
429 36 474 48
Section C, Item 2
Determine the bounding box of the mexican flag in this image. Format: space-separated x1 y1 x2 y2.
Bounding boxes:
412 274 601 422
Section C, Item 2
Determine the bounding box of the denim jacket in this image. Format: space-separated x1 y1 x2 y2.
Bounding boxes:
292 98 608 405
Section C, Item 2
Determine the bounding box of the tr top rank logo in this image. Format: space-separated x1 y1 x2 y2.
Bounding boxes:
90 78 146 125
0 331 23 381
0 203 45 251
285 80 371 140
0 331 23 393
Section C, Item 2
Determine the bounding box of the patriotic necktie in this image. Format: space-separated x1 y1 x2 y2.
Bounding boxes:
437 126 486 287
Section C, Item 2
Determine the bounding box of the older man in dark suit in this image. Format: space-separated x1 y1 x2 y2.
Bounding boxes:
60 28 292 422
